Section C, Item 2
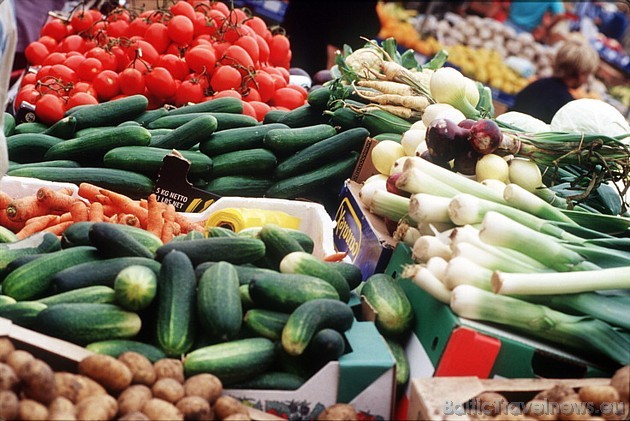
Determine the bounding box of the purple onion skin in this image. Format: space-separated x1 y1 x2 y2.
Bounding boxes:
453 148 482 175
419 149 451 170
458 119 476 129
468 119 502 155
386 172 411 198
425 118 471 162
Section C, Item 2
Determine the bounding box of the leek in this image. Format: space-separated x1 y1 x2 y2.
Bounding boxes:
368 188 411 223
503 183 577 225
443 256 493 291
412 235 452 262
425 256 449 280
408 193 452 224
393 222 421 247
396 166 461 197
452 242 548 273
450 285 630 366
403 264 451 304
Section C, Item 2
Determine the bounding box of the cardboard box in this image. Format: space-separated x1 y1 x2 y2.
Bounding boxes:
225 321 396 420
407 376 613 421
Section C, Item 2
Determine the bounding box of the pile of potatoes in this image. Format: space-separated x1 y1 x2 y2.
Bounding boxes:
468 365 630 421
0 338 253 420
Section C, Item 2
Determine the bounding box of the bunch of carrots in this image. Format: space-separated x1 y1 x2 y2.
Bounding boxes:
0 183 205 243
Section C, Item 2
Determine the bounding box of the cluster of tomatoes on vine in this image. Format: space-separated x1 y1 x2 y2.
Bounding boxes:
16 0 309 124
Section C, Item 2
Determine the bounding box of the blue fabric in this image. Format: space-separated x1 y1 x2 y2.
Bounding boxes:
507 1 565 32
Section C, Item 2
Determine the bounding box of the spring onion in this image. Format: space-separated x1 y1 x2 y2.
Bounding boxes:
358 178 387 209
503 183 577 224
412 235 452 262
429 67 481 119
507 157 543 192
368 188 411 223
452 241 547 274
393 222 421 247
395 165 461 197
480 179 507 196
450 285 630 366
403 264 452 304
443 256 493 291
425 256 449 280
475 154 510 184
408 193 452 224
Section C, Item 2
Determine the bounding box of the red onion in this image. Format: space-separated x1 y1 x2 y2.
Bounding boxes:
425 118 471 162
467 119 502 155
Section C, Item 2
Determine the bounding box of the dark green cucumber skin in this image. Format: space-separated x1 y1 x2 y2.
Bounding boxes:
203 175 273 197
150 115 218 150
303 328 346 369
243 308 290 341
155 237 266 267
35 303 142 345
69 94 149 130
195 262 275 285
205 227 238 238
324 261 363 290
263 110 288 124
273 127 368 180
306 87 331 110
361 273 414 339
197 261 242 342
13 122 48 134
1 254 46 282
156 250 197 357
328 107 362 131
385 337 410 400
61 221 163 253
281 251 350 303
183 337 276 386
0 302 47 328
37 286 116 306
248 271 339 313
6 133 64 163
85 339 166 362
8 160 81 171
103 146 213 178
258 224 305 271
210 148 277 177
277 104 327 128
42 115 77 139
166 96 243 116
133 108 169 126
228 371 305 390
0 232 61 273
281 298 354 356
52 257 161 292
88 222 154 259
263 124 337 156
198 123 288 157
148 112 258 131
3 112 16 136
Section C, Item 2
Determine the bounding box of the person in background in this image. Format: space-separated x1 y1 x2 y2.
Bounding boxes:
505 1 566 41
509 35 600 123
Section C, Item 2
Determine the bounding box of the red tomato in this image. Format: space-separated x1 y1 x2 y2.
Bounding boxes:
88 9 102 22
71 81 97 97
270 73 287 90
247 100 271 122
175 79 204 106
92 69 120 100
77 57 103 81
240 100 257 120
184 46 216 74
66 92 98 110
212 41 231 58
276 66 290 83
60 35 86 54
49 64 78 84
210 1 230 17
127 40 160 65
110 45 131 72
144 22 170 54
206 9 226 35
244 16 267 38
86 47 118 72
268 34 291 67
107 7 131 23
167 15 194 45
14 86 41 109
127 16 150 37
165 43 187 57
157 54 190 80
24 42 50 66
21 72 37 86
119 68 146 95
193 12 215 37
247 70 274 103
222 44 254 69
230 8 248 25
128 59 152 74
145 67 177 99
35 94 66 125
37 36 58 53
170 0 196 20
212 89 241 100
235 35 259 65
42 52 67 66
40 18 67 41
269 87 305 110
62 54 85 71
35 66 52 82
70 10 94 33
242 87 261 102
286 83 308 100
107 18 130 38
210 65 242 92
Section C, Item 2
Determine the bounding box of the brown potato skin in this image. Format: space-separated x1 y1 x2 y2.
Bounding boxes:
152 377 185 403
19 399 49 421
0 362 19 391
610 365 629 404
76 394 118 421
54 372 108 403
117 384 153 416
18 358 59 404
0 389 19 421
184 373 223 404
5 350 34 374
0 338 15 362
119 352 157 386
142 397 184 421
48 396 77 421
213 395 249 420
176 395 212 421
316 403 358 420
78 354 133 393
119 410 150 420
153 359 185 384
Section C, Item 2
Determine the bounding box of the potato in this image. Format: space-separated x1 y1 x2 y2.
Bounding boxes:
142 397 184 421
48 396 77 421
18 358 58 404
533 384 578 404
78 354 133 393
5 349 34 373
184 373 222 404
610 365 629 404
152 377 185 403
0 338 15 362
118 384 153 416
119 352 157 386
558 396 591 421
473 392 509 417
119 410 150 420
213 395 249 420
579 385 620 413
0 390 19 421
176 395 212 420
316 403 358 420
524 399 560 420
76 394 118 421
153 358 185 383
19 399 49 421
55 372 107 403
0 363 19 391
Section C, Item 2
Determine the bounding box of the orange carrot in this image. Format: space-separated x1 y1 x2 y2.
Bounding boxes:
118 213 140 227
160 204 176 243
36 186 79 213
5 195 50 223
78 183 103 203
0 211 25 233
139 199 148 209
147 194 164 238
0 191 12 209
70 201 89 222
43 220 74 236
174 212 198 234
101 204 120 218
16 215 59 239
324 252 348 262
88 202 105 222
98 188 148 227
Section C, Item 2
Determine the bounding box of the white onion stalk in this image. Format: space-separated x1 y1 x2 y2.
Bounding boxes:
408 193 452 224
449 285 630 366
390 156 413 176
369 189 411 223
393 222 421 247
416 221 457 236
429 67 481 119
452 241 547 273
425 256 449 280
464 77 480 107
396 166 461 197
401 128 426 156
403 264 451 304
358 179 387 208
492 267 630 296
412 235 452 263
503 183 576 225
480 179 507 197
443 256 493 291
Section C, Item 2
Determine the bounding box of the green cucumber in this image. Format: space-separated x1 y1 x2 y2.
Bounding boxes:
324 261 363 290
0 301 47 328
206 226 238 238
35 303 142 345
238 227 314 254
1 254 46 282
0 225 19 244
248 271 339 313
263 124 337 156
210 148 277 177
88 222 154 259
258 223 305 271
148 112 258 131
69 94 149 130
204 175 273 197
13 122 48 134
155 237 266 266
156 250 197 357
0 232 61 275
361 273 413 339
61 221 163 253
6 133 63 163
385 338 410 400
266 151 358 199
243 308 290 341
373 132 403 142
198 123 288 156
183 337 276 385
37 285 116 306
263 109 288 124
229 371 305 390
195 262 275 285
281 298 354 356
197 261 242 342
150 115 218 150
306 87 331 110
43 115 77 139
103 146 213 178
3 112 16 136
277 104 326 128
86 339 166 362
279 251 350 302
359 107 413 136
8 160 81 171
303 328 346 368
133 107 169 126
0 295 17 306
167 96 243 116
239 284 255 310
2 246 101 301
114 265 158 311
326 106 362 131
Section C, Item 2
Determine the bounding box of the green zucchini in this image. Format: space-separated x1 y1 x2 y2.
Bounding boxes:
6 133 64 163
35 303 142 345
198 123 288 156
248 271 339 313
150 115 218 150
167 96 243 116
37 285 116 306
281 298 354 356
2 246 101 301
155 237 266 267
156 250 197 357
265 151 358 199
258 223 305 271
86 339 166 362
0 232 60 272
88 222 154 259
210 148 277 177
183 337 276 385
361 273 414 339
263 124 337 156
0 301 47 328
279 251 350 302
243 308 290 341
204 175 273 197
197 261 242 342
114 265 158 311
277 104 326 128
61 221 163 253
13 122 48 134
103 146 213 178
69 94 149 130
229 371 305 390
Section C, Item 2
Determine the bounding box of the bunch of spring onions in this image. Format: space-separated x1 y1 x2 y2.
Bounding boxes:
360 156 630 366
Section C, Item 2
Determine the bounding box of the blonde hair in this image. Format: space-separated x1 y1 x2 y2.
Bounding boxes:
553 36 600 80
